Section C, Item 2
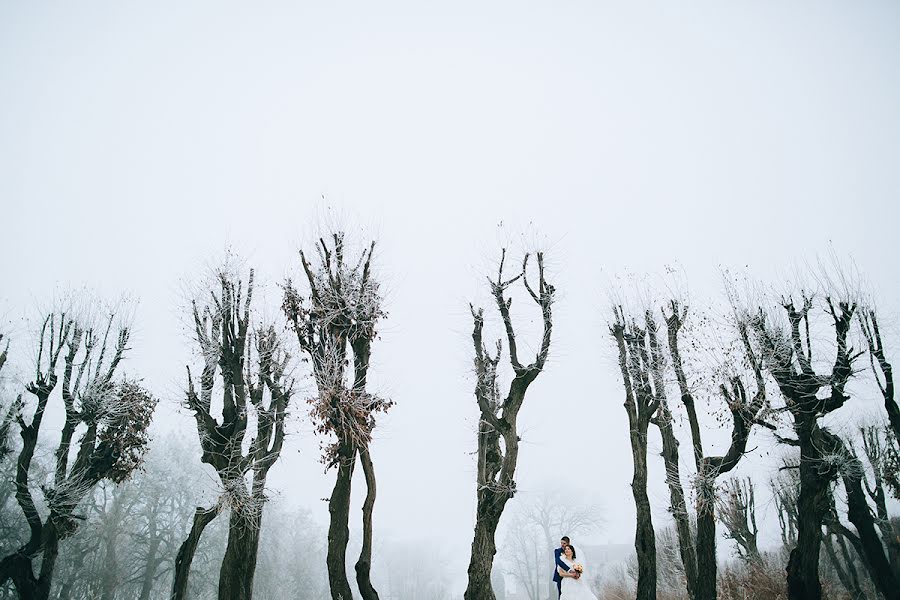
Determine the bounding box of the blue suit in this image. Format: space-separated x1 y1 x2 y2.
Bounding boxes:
552 547 568 597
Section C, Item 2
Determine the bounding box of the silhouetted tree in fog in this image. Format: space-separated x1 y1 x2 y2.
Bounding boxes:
661 301 767 600
611 293 766 600
609 308 659 600
173 266 293 600
770 459 800 550
717 478 760 565
464 250 554 600
0 302 157 600
283 232 391 600
859 308 899 446
748 293 873 600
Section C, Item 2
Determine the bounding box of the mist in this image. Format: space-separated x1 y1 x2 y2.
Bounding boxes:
2 2 900 599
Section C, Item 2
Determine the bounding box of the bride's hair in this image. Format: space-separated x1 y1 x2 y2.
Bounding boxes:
566 544 577 559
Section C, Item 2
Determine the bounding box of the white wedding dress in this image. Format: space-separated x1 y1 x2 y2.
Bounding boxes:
559 556 598 600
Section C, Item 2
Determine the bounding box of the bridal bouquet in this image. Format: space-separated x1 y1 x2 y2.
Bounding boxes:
573 564 584 578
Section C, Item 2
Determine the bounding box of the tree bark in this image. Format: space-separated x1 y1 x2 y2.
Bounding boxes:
752 298 858 600
631 438 657 600
0 553 40 600
355 446 380 600
171 505 218 600
0 517 62 600
840 453 900 600
786 425 830 600
611 312 658 600
694 497 717 600
655 407 697 599
464 489 507 600
327 443 356 600
217 502 264 600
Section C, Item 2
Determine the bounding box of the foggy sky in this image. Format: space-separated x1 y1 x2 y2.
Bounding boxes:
2 0 899 586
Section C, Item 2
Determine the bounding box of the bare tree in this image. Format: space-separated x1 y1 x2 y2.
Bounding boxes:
770 461 800 549
821 429 899 600
173 267 294 600
859 309 899 445
0 305 157 600
611 297 766 600
717 477 760 565
609 308 659 600
282 233 391 600
664 301 767 600
749 294 863 600
0 332 16 461
464 250 554 600
860 425 900 575
643 308 698 600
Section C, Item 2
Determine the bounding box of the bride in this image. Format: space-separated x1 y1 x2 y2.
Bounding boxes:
557 544 599 600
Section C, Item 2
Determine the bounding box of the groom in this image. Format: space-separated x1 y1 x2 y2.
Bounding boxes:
552 535 570 598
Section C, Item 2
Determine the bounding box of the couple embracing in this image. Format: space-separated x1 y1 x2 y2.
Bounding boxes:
552 536 598 600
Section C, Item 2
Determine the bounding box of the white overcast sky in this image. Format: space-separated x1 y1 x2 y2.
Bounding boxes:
2 0 900 579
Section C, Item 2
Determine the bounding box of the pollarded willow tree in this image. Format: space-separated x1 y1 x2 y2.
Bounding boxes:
859 308 899 446
748 293 865 600
282 233 392 600
661 302 767 600
172 267 294 600
464 250 554 600
813 422 900 600
610 296 767 600
609 308 661 600
0 305 157 600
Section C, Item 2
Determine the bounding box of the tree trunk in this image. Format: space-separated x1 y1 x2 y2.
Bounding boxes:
327 443 356 600
843 469 900 600
464 491 507 600
631 440 657 600
217 502 263 600
786 433 829 600
355 447 380 600
0 553 39 600
171 505 218 600
695 498 717 600
656 410 697 599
